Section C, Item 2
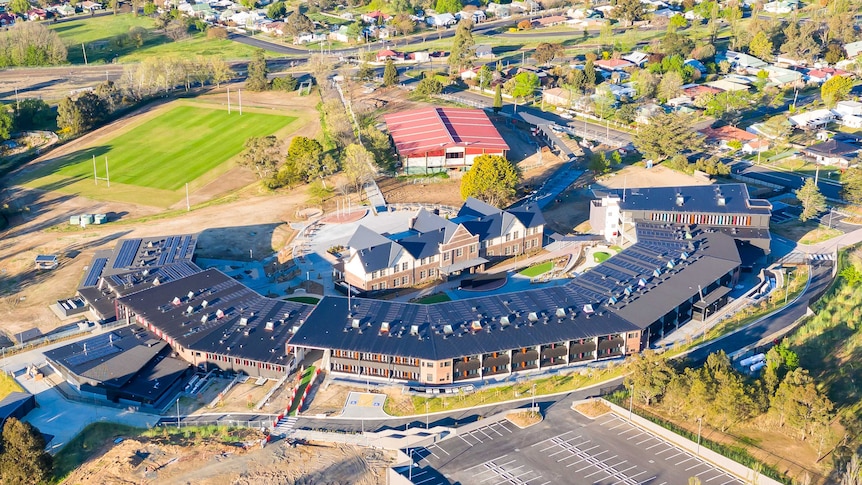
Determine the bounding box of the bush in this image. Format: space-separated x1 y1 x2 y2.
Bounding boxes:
207 27 228 40
272 76 298 91
415 77 443 96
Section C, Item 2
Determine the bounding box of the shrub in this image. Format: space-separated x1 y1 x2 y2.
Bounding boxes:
415 77 443 96
207 27 228 40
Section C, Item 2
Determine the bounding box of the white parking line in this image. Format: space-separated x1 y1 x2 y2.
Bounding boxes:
696 468 717 477
654 447 674 455
608 422 629 431
618 427 640 435
424 448 439 459
457 434 475 447
487 424 505 436
645 442 666 450
635 436 655 445
665 451 685 460
598 417 619 426
676 456 695 466
429 444 450 456
626 431 647 440
476 428 495 440
705 473 728 482
531 431 574 447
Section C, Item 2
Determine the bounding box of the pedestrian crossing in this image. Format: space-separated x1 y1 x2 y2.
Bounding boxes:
273 416 298 436
809 253 835 261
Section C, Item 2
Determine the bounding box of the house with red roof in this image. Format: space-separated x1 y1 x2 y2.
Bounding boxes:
700 125 758 150
533 15 567 27
376 49 404 62
595 58 634 71
682 84 723 98
383 107 510 174
361 10 391 24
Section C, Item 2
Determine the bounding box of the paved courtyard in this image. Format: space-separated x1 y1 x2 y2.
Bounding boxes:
409 398 745 485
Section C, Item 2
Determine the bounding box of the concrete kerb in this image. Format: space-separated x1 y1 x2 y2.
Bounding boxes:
598 399 784 485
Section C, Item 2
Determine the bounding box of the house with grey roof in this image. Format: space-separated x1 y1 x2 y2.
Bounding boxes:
340 199 545 293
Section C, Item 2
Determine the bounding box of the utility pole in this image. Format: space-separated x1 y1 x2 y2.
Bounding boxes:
186 182 190 211
227 87 231 114
239 89 243 115
82 43 88 65
696 417 702 456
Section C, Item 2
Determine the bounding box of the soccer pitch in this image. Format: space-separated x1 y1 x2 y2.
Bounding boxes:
18 103 296 206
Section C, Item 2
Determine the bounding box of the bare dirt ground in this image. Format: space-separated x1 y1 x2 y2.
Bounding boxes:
64 436 393 485
595 164 711 190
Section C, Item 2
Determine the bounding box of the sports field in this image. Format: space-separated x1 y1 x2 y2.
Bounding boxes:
17 103 296 207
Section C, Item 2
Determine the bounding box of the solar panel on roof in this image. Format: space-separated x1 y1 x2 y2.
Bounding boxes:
82 258 107 287
113 240 141 269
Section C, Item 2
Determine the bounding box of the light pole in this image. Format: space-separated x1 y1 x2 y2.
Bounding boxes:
628 384 634 420
696 417 703 456
176 397 181 428
531 384 536 413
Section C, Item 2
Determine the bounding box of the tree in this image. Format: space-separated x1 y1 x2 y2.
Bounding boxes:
532 42 563 65
245 49 269 91
477 65 492 90
0 108 11 142
589 152 610 174
584 60 597 88
492 83 502 113
657 70 683 102
795 178 826 222
769 368 834 441
841 454 862 485
841 166 862 205
630 69 658 99
611 0 646 26
460 155 519 207
0 418 52 484
240 135 282 179
780 21 821 63
435 0 462 14
821 75 854 108
143 1 156 15
56 97 84 136
271 75 298 91
748 31 773 61
504 71 539 101
341 143 375 192
383 59 398 86
517 19 532 30
633 112 700 161
210 58 233 87
759 115 792 144
267 1 286 19
285 136 323 182
392 13 415 36
624 350 674 406
8 0 30 14
0 22 67 68
415 77 443 96
667 14 687 32
285 10 314 37
448 18 475 73
362 126 395 172
660 32 695 58
11 98 51 132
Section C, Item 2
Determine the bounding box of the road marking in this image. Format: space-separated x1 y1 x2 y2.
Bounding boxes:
531 431 574 447
645 442 665 450
608 422 629 431
627 431 647 440
476 428 495 440
458 434 475 447
676 456 694 466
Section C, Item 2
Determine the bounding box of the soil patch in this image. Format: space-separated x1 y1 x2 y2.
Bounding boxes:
572 400 611 418
507 411 542 428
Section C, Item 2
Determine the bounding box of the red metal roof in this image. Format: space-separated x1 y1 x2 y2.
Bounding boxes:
383 107 509 157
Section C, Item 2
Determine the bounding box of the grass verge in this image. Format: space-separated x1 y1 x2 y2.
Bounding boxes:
518 261 553 277
0 373 23 401
285 296 320 304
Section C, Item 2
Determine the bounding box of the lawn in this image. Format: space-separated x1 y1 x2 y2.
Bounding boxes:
16 103 296 206
0 373 23 401
52 422 144 482
52 14 276 64
593 251 610 263
518 261 553 277
771 220 842 245
413 293 452 304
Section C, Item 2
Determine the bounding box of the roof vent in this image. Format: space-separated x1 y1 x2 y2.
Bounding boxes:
186 305 194 315
152 277 161 286
680 251 689 260
638 278 648 287
352 318 360 329
528 312 538 322
291 325 300 333
608 296 618 306
500 316 510 326
676 193 684 206
443 324 453 335
201 300 208 308
201 314 208 323
216 309 225 319
653 268 662 278
717 195 726 206
555 308 566 318
265 321 275 331
583 304 595 314
239 317 249 326
187 291 195 299
471 320 482 332
666 260 675 269
380 321 390 334
624 286 633 296
410 325 419 336
172 297 181 306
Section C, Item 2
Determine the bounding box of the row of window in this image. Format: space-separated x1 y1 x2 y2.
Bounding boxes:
332 350 419 366
649 212 753 226
203 353 284 372
330 363 419 380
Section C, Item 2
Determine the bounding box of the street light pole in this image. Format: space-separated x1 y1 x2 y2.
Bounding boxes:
425 401 430 429
628 384 634 420
696 417 702 456
531 384 536 413
176 398 181 428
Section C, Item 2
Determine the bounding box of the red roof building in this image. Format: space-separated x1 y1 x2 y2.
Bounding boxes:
384 107 509 174
595 58 634 71
682 85 723 97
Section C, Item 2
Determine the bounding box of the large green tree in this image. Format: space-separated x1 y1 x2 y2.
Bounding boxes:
504 71 539 99
460 154 520 207
285 136 323 182
633 112 700 161
0 107 11 142
285 9 314 37
240 135 282 179
267 1 286 19
821 75 854 108
841 166 862 205
435 0 463 14
246 48 269 92
748 31 773 61
8 0 30 15
382 59 398 86
0 418 52 485
624 350 674 406
611 0 647 26
56 97 84 136
795 178 826 222
532 42 563 65
448 19 475 74
492 83 502 113
660 32 695 58
768 368 834 442
0 22 67 67
341 143 375 192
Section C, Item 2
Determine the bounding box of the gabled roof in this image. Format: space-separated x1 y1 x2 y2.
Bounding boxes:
457 197 501 219
353 243 403 272
383 107 509 157
411 208 457 241
508 203 546 229
700 125 757 142
803 139 858 157
348 225 392 250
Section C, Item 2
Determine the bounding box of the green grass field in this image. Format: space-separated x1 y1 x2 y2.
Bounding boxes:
519 261 553 277
52 422 144 482
16 104 296 206
52 14 276 63
593 251 611 263
0 373 23 401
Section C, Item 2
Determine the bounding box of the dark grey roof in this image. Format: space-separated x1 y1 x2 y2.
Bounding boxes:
290 227 741 359
117 269 315 365
0 392 34 422
803 139 858 157
596 183 771 215
348 225 392 250
352 242 402 273
410 208 457 239
398 230 445 260
457 197 501 219
509 203 546 229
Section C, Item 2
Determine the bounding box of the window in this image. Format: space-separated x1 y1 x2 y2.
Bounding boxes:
401 276 408 285
443 252 450 261
514 231 519 239
372 284 378 290
445 151 464 159
504 246 510 255
420 270 426 279
381 281 387 289
402 262 408 271
505 234 511 242
456 248 463 257
371 271 378 279
470 245 476 253
443 361 451 367
393 279 398 287
513 244 519 253
393 265 399 273
426 374 433 381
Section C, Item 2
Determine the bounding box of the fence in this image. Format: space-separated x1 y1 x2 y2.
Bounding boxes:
160 417 272 430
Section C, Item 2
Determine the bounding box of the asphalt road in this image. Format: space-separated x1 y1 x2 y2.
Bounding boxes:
731 161 843 200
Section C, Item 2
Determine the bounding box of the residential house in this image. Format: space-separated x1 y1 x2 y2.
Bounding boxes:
704 78 750 92
595 58 634 72
512 0 541 14
775 54 806 67
361 10 391 24
835 100 862 118
605 83 636 100
652 8 682 18
845 40 862 59
622 51 649 67
667 95 694 107
261 21 285 36
543 87 572 108
700 125 758 150
684 59 707 75
27 8 49 20
79 1 103 10
806 69 831 84
460 66 481 81
682 84 723 98
788 109 836 130
473 44 494 59
635 103 664 124
55 4 76 16
803 139 859 167
841 116 862 129
722 51 767 73
426 13 456 27
533 15 567 27
742 139 770 154
376 49 404 62
762 65 803 87
485 2 511 18
763 0 797 13
457 9 485 23
294 32 326 44
329 25 352 43
408 51 431 62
